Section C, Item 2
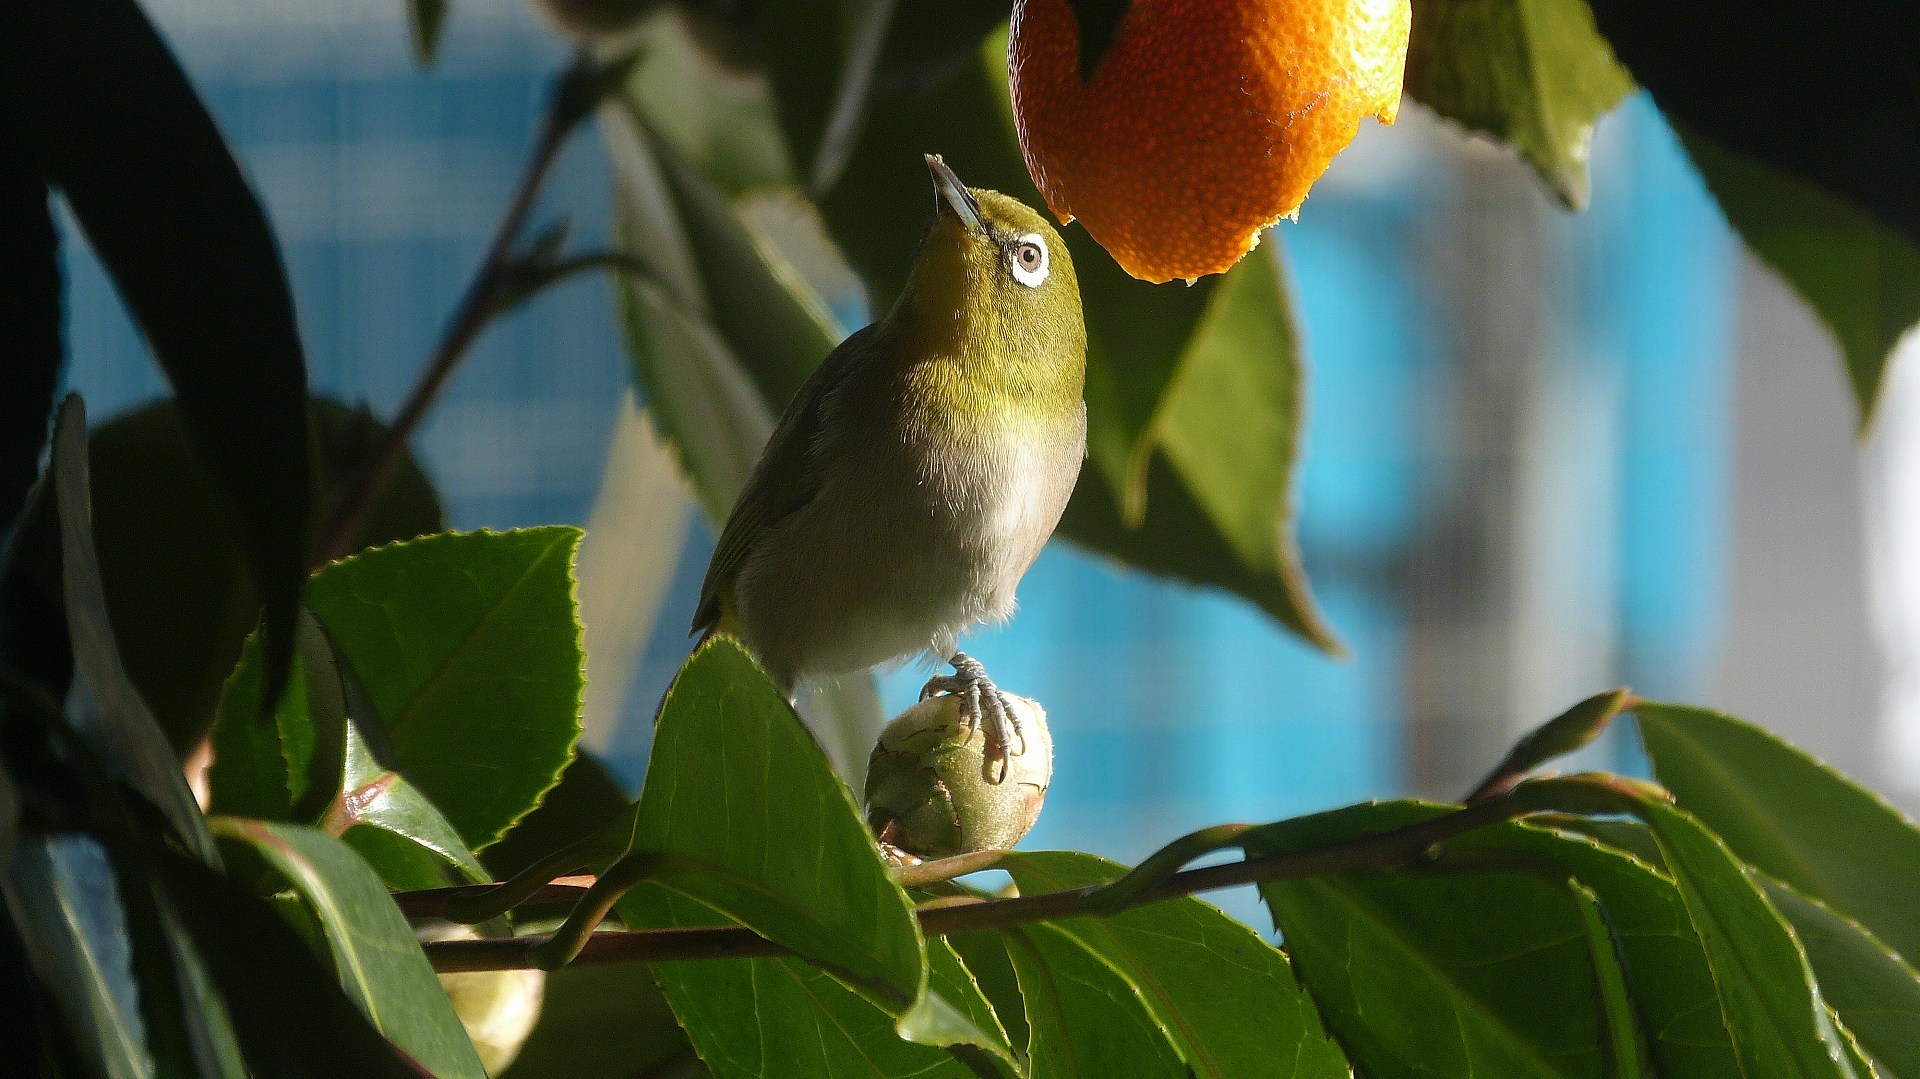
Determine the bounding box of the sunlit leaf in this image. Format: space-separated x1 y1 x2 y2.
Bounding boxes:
625 885 972 1079
305 528 585 850
1405 0 1633 209
1675 130 1920 424
1252 802 1740 1078
1635 702 1920 968
1000 850 1347 1078
1631 798 1858 1078
610 636 923 1009
1002 922 1188 1078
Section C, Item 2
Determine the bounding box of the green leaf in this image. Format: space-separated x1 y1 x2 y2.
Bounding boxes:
112 845 249 1079
207 612 348 825
210 819 487 1079
611 636 923 1008
1631 797 1858 1078
305 527 585 850
1566 880 1648 1078
0 82 60 534
1634 701 1920 968
1252 802 1740 1078
87 398 442 753
1143 248 1337 650
151 846 435 1079
605 103 837 522
0 0 312 697
622 11 795 196
903 935 1022 1071
407 0 449 64
999 850 1347 1078
1674 129 1920 424
1002 922 1188 1078
763 0 895 194
332 723 489 890
815 26 1334 649
1765 879 1920 1078
624 885 971 1079
4 836 152 1079
482 749 630 881
1405 0 1633 209
47 397 214 863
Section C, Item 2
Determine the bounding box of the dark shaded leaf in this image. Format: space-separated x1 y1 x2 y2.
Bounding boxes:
1635 701 1920 969
0 0 312 697
152 847 432 1079
207 623 337 825
48 397 213 862
3 835 150 1079
498 960 697 1079
1405 0 1633 209
1001 850 1347 1078
626 884 971 1079
610 636 923 1009
1002 922 1187 1078
1766 879 1920 1078
111 845 248 1079
482 749 629 880
1585 0 1920 250
1675 129 1920 424
407 0 450 64
89 399 442 754
0 81 60 535
305 527 584 850
763 0 896 193
1632 797 1857 1078
210 819 486 1079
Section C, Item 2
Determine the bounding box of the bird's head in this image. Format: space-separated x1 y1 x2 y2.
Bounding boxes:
897 155 1085 362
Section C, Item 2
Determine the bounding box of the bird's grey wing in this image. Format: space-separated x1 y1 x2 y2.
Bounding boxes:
691 324 879 635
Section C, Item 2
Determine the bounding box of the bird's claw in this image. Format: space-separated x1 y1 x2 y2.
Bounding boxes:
919 653 1024 783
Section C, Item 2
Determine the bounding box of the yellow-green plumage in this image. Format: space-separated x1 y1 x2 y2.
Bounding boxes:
693 160 1086 695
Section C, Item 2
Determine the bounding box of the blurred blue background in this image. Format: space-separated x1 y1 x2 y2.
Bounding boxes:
59 3 1786 907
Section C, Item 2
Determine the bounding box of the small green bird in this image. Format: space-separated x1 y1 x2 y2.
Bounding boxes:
694 155 1086 777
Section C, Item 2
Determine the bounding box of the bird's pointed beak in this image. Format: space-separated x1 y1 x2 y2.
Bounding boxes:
925 153 987 236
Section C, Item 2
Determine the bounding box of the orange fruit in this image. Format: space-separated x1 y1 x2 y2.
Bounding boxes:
1010 0 1410 283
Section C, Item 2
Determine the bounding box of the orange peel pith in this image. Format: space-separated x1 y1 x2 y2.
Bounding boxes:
1010 0 1411 283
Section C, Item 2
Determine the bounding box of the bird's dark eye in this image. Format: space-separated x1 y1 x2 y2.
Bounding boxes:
1009 234 1050 287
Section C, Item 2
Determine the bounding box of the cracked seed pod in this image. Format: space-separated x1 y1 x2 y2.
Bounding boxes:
425 925 545 1075
864 692 1053 860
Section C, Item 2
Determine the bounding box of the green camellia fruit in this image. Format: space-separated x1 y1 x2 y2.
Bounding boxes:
426 925 546 1074
863 692 1053 860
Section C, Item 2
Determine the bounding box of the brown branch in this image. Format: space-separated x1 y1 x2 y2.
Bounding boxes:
417 774 1643 973
312 50 630 567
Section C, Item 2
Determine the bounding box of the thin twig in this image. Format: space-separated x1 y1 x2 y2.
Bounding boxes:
417 774 1651 973
313 51 628 566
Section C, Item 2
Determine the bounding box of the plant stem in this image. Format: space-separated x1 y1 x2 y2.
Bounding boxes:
312 51 613 567
416 774 1640 973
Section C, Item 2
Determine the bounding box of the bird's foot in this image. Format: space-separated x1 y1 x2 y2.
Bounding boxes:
920 653 1024 783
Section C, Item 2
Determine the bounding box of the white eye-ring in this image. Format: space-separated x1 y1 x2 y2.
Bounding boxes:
1009 233 1049 287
